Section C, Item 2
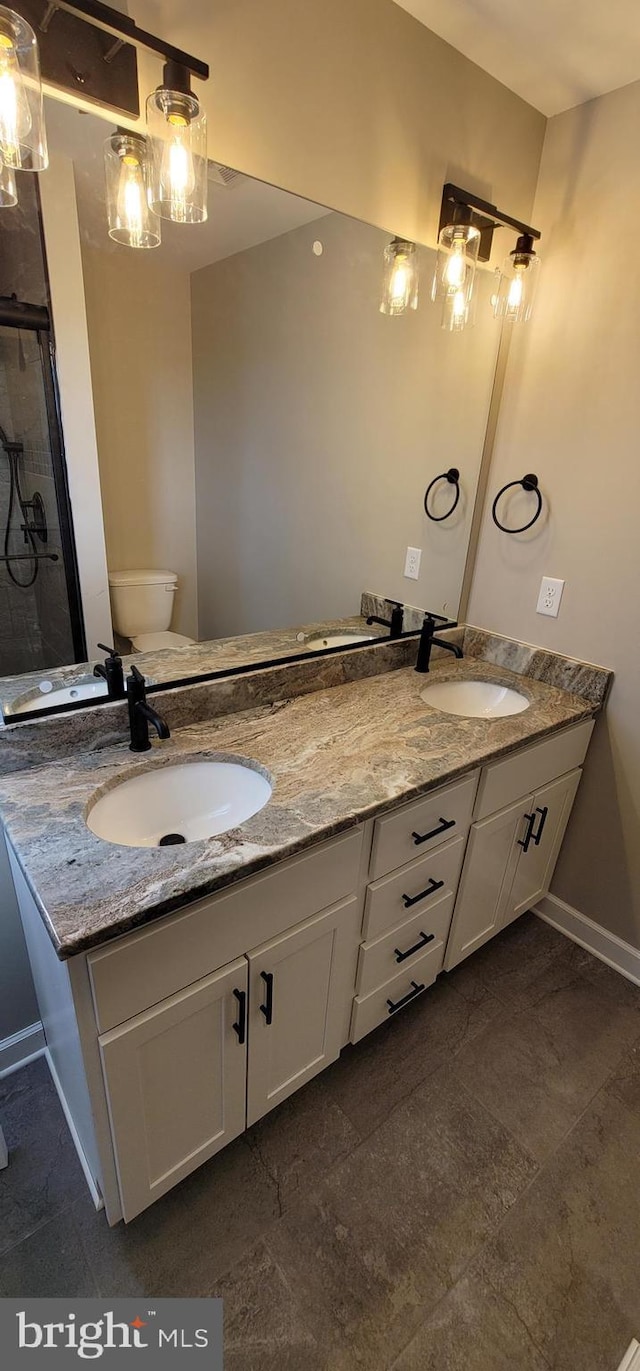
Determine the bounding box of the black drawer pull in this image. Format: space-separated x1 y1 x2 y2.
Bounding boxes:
394 931 435 964
402 877 444 908
532 805 548 846
232 988 246 1045
259 970 274 1025
412 817 455 846
518 812 536 853
387 980 426 1014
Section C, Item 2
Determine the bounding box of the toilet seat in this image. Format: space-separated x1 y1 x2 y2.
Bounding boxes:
130 631 195 652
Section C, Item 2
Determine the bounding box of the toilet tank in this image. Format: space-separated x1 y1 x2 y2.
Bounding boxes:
108 569 178 638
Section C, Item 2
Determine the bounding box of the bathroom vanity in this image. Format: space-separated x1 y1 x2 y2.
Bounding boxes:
0 639 608 1225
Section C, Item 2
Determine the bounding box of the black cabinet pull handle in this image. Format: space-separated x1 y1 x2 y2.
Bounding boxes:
394 932 435 964
518 812 536 853
387 980 426 1014
532 806 548 846
259 970 274 1025
402 877 444 908
412 817 455 846
232 988 246 1045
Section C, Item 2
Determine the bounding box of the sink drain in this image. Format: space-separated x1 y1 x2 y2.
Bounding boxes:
158 833 186 846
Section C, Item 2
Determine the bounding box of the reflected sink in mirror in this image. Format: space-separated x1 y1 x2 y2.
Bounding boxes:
420 679 529 718
86 759 273 848
304 632 377 650
7 677 109 716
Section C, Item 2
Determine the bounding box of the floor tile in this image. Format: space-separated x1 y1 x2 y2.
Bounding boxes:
244 1074 360 1212
446 912 591 1015
74 1136 280 1297
0 1056 49 1107
324 975 503 1139
478 1088 640 1367
391 1268 550 1370
605 1041 640 1117
0 1208 97 1297
453 965 640 1163
210 1240 325 1370
0 1060 87 1257
267 1064 536 1366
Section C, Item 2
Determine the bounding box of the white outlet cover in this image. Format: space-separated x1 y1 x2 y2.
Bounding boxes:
404 546 422 580
536 576 565 617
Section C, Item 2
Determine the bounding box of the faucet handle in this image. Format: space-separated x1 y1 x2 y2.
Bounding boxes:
98 642 120 660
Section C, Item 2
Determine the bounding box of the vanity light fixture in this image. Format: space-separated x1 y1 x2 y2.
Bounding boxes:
435 184 542 329
380 237 419 315
146 61 207 224
0 5 47 172
104 129 160 249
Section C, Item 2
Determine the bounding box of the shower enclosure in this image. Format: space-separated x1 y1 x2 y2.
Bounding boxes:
0 175 85 677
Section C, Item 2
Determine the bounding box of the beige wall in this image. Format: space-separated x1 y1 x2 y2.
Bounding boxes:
81 248 197 638
192 212 499 638
137 0 545 247
468 78 640 948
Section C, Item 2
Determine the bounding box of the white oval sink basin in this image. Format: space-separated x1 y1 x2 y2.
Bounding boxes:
86 759 272 848
9 678 109 715
305 633 375 649
420 679 529 719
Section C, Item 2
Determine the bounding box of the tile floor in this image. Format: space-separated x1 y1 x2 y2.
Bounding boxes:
1 913 640 1369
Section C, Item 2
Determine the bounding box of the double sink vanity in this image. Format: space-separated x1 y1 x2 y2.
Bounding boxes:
0 625 611 1225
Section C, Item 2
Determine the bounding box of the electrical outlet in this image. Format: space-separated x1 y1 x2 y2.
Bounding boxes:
404 546 422 580
536 576 565 618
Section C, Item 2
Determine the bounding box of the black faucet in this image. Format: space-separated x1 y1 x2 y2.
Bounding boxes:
127 665 170 752
415 615 464 673
366 601 404 638
93 643 125 700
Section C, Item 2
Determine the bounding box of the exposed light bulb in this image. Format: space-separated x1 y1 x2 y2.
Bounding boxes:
444 236 467 291
0 31 31 168
161 118 196 223
380 238 419 315
493 233 541 324
146 67 207 225
432 220 480 331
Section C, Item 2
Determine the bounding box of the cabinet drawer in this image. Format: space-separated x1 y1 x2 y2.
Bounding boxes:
88 827 363 1033
369 774 477 881
474 720 593 821
350 941 443 1043
363 834 465 941
356 889 454 998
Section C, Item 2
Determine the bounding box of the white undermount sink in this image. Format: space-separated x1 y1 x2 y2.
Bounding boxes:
420 679 529 719
305 632 375 649
8 678 109 715
86 759 273 848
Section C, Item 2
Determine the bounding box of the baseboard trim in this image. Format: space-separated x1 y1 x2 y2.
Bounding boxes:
535 895 640 988
44 1048 103 1212
0 1021 45 1077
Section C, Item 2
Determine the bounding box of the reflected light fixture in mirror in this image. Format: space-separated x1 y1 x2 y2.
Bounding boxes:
379 237 419 314
146 60 207 225
104 130 161 249
492 232 541 324
0 154 16 205
0 5 47 172
431 215 480 332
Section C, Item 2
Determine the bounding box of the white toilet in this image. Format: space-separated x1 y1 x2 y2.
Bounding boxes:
108 569 195 653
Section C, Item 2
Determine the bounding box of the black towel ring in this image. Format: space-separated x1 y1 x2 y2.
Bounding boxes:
424 467 460 522
492 473 543 534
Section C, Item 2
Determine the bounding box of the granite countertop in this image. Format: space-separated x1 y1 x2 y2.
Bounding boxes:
0 657 597 960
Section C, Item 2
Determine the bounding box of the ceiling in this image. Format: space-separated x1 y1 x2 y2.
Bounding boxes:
45 101 330 273
393 0 640 116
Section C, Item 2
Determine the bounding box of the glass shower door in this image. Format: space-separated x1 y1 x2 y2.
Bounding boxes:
0 311 85 676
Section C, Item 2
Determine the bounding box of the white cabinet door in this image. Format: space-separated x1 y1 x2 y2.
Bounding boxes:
99 958 248 1222
247 896 360 1127
505 769 582 923
444 797 532 971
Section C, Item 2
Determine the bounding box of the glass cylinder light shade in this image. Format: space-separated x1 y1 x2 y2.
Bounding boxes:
492 234 541 324
380 238 419 315
146 85 207 224
431 222 480 331
0 156 17 206
0 6 46 172
104 132 160 249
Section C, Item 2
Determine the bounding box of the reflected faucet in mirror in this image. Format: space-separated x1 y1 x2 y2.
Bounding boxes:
366 601 404 638
93 644 125 700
